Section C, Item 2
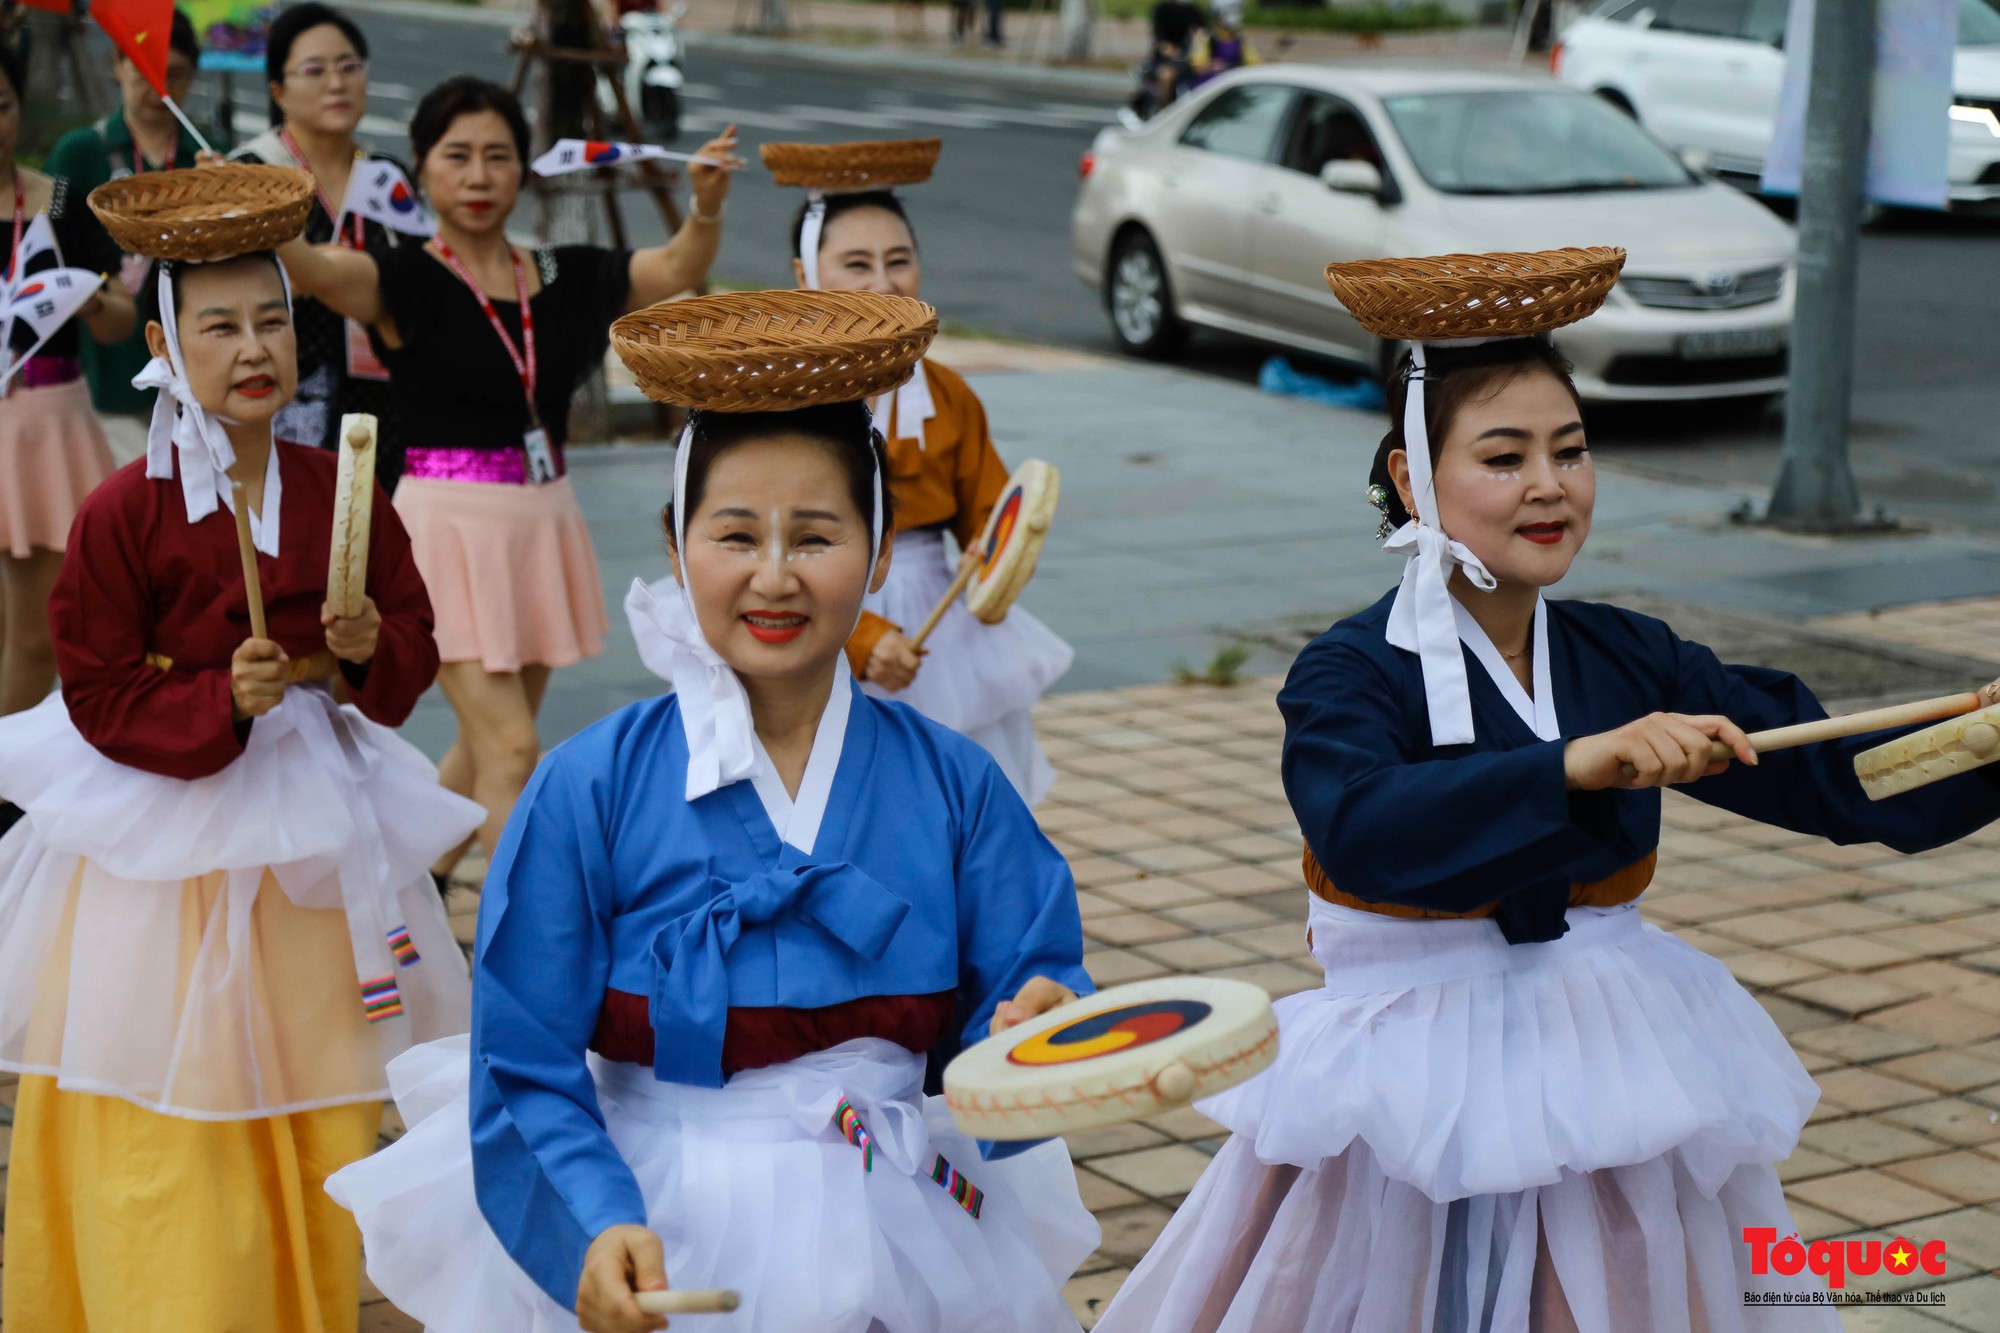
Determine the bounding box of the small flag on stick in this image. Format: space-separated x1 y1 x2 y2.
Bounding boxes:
531 139 731 176
341 161 435 237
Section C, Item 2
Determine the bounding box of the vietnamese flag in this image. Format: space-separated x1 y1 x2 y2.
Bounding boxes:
90 0 177 96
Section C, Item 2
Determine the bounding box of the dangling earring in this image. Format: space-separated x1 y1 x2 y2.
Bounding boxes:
1367 483 1395 541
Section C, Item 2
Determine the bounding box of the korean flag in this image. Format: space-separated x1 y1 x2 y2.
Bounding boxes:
343 161 436 237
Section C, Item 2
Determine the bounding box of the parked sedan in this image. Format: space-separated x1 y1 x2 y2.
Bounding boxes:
1071 65 1798 401
1555 0 2000 210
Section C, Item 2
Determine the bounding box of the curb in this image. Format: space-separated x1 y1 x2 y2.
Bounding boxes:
335 0 1129 95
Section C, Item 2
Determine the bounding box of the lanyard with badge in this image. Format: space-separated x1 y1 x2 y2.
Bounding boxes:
5 171 23 285
115 135 175 296
433 239 557 485
281 128 391 383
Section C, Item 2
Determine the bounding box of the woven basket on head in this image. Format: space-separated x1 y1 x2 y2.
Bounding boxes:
88 164 314 262
759 139 941 192
612 289 938 412
1324 247 1626 342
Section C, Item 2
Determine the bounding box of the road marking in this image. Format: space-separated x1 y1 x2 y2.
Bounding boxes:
234 110 410 141
780 104 920 130
367 81 418 101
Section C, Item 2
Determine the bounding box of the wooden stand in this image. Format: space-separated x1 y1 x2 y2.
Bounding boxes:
508 0 687 251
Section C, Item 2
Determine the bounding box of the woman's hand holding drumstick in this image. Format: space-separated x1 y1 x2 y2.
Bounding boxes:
1564 713 1757 792
1566 681 2000 792
577 1226 738 1332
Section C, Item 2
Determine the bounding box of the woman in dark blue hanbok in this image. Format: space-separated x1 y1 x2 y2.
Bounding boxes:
1098 254 2000 1333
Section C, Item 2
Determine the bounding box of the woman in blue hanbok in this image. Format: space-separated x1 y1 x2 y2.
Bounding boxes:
327 300 1099 1333
1096 263 2000 1333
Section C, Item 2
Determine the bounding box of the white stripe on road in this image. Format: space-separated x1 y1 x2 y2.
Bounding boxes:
778 105 922 130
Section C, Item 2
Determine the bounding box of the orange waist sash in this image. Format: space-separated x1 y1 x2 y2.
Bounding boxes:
1302 845 1657 921
145 650 340 685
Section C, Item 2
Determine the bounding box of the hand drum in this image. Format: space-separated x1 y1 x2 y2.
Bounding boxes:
944 977 1277 1141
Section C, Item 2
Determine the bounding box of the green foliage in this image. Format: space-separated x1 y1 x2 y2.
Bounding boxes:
1174 639 1257 687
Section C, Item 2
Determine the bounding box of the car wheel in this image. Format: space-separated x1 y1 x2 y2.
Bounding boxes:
1106 229 1186 359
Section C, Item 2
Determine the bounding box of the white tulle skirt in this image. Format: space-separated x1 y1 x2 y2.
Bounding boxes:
0 688 482 1119
327 1036 1100 1332
864 528 1072 806
1094 897 1840 1333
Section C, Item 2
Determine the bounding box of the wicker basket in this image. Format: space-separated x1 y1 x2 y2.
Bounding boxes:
88 164 314 262
1324 247 1626 341
759 139 941 192
612 289 938 412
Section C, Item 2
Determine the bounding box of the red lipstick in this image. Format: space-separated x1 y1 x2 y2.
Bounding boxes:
1518 521 1567 546
743 610 807 644
235 375 276 398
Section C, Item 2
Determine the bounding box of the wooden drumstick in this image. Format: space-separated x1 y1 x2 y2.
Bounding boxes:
634 1289 741 1315
910 554 980 652
231 479 268 641
1621 691 1984 777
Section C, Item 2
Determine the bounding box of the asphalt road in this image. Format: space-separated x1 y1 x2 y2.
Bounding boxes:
180 9 2000 533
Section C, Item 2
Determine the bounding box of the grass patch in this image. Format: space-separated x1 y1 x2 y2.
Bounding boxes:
1174 639 1257 687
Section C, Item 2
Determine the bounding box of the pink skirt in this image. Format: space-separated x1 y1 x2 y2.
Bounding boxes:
394 476 608 673
0 379 114 559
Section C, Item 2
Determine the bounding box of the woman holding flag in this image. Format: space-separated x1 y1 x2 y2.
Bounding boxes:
278 75 742 886
0 43 136 724
232 2 416 489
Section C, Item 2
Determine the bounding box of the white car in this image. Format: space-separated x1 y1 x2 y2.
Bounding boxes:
1071 65 1797 401
1555 0 2000 210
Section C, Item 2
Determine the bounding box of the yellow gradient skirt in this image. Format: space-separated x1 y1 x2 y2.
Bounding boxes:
2 1076 381 1333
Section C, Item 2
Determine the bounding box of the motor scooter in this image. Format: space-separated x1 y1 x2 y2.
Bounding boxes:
600 1 687 141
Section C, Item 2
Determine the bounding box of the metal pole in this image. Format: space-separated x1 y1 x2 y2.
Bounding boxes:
1766 0 1876 530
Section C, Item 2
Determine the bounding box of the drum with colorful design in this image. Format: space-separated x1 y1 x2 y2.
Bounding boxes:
964 458 1060 624
943 976 1279 1140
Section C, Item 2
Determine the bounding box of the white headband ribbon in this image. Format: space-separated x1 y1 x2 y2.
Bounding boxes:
1381 340 1499 747
134 258 295 527
628 418 885 802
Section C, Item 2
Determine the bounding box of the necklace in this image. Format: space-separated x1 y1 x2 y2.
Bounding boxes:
1501 646 1531 660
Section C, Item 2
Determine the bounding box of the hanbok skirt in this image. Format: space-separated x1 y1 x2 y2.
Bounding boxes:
395 474 608 674
0 375 115 558
863 528 1072 806
0 686 481 1331
1093 897 1841 1333
327 1036 1101 1332
0 687 480 1118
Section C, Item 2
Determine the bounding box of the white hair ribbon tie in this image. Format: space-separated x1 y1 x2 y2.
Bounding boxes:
1381 340 1498 747
134 259 295 529
798 189 828 290
627 418 885 803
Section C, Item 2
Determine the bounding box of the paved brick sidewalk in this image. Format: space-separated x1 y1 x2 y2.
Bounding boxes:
6 665 2000 1331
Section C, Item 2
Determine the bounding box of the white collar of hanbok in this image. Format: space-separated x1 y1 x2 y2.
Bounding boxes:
215 439 283 557
747 661 852 854
1451 593 1557 741
135 258 296 533
869 361 934 449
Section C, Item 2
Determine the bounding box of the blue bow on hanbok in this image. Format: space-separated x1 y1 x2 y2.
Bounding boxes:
649 856 911 1087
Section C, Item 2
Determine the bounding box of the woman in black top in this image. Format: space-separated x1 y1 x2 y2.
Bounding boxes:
280 76 740 880
231 2 411 487
0 44 135 719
